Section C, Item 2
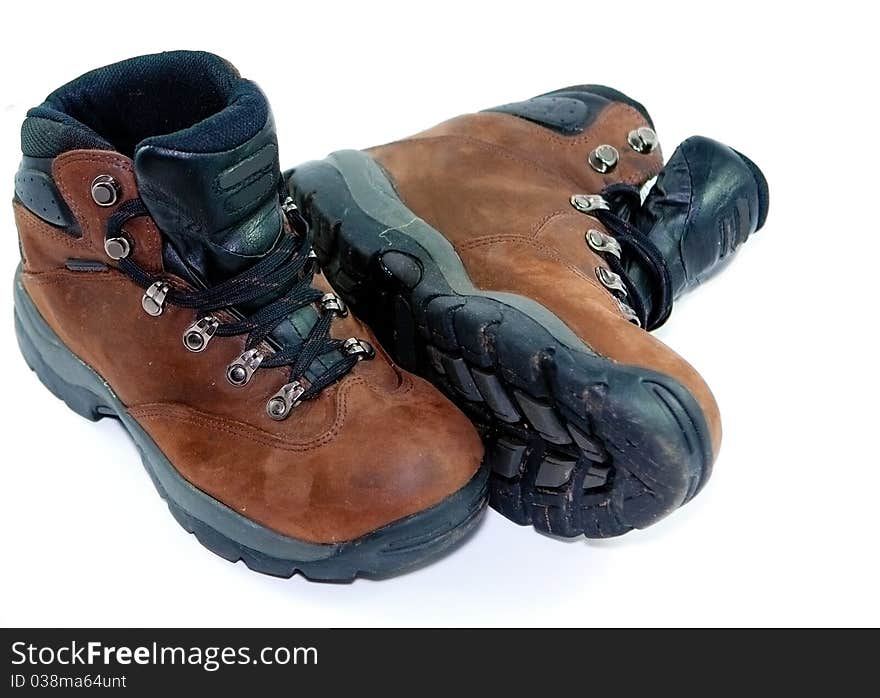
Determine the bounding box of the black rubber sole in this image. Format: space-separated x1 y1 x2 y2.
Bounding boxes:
287 151 714 539
14 272 488 581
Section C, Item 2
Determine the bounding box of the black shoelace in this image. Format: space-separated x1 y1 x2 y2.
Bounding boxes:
105 196 367 412
594 183 673 330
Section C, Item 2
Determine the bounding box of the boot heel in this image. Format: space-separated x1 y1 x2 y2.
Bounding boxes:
13 276 113 423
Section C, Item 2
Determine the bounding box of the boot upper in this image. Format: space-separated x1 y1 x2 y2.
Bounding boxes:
367 89 728 454
14 52 483 544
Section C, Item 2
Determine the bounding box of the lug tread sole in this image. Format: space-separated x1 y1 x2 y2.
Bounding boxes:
289 158 713 538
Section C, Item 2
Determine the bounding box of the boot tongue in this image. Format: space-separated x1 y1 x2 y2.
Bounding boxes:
133 81 341 380
623 136 769 321
133 86 282 284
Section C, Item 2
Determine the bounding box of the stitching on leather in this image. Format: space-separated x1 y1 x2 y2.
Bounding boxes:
128 379 363 452
456 234 621 313
16 203 86 252
52 152 166 270
53 152 133 241
126 214 163 267
583 106 664 185
25 267 411 431
391 103 662 188
385 370 414 397
23 268 116 286
394 134 583 190
486 104 664 185
131 412 345 453
486 103 648 148
131 370 417 452
527 208 573 239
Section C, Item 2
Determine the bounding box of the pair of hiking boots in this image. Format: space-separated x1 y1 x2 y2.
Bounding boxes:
13 51 768 580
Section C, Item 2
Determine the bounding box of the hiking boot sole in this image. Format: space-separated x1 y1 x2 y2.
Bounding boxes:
287 150 713 539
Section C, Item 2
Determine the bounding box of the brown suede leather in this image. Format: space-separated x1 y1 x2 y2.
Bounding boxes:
369 103 722 455
17 149 483 544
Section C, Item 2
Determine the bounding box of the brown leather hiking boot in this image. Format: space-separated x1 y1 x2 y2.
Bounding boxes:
288 85 768 538
12 51 486 580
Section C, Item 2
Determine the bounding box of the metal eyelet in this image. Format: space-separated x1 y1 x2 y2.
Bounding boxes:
103 236 130 260
282 195 311 238
226 349 264 386
618 300 642 327
570 194 609 213
91 175 120 207
266 380 306 421
627 127 658 154
343 338 375 360
182 316 219 352
320 292 347 317
142 282 170 317
585 229 622 259
596 267 628 296
281 196 298 215
588 145 619 173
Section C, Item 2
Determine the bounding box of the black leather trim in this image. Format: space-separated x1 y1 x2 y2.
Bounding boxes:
485 84 653 135
559 84 654 129
487 95 599 135
13 156 78 233
134 116 282 284
625 136 768 306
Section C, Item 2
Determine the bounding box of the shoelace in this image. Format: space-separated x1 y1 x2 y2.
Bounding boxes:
104 196 373 420
574 183 673 330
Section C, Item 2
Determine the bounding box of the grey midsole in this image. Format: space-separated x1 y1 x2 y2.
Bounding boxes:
325 149 598 357
14 273 340 562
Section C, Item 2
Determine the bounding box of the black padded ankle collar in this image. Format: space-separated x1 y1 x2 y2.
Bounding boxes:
21 50 266 158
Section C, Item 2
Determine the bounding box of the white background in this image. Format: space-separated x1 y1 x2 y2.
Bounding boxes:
0 1 877 628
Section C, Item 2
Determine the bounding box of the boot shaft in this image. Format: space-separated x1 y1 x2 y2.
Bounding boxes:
16 51 282 285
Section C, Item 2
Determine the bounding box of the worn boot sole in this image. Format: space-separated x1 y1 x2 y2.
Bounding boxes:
287 151 714 539
13 270 488 581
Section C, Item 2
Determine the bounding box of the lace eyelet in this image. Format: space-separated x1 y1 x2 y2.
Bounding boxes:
142 282 170 317
343 338 374 360
586 229 621 259
182 316 219 352
227 349 263 386
281 197 298 215
627 127 658 154
320 292 347 317
596 267 628 296
281 196 310 237
91 174 120 207
119 192 373 409
618 300 641 327
104 235 130 260
588 145 619 173
571 194 609 213
266 380 306 421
